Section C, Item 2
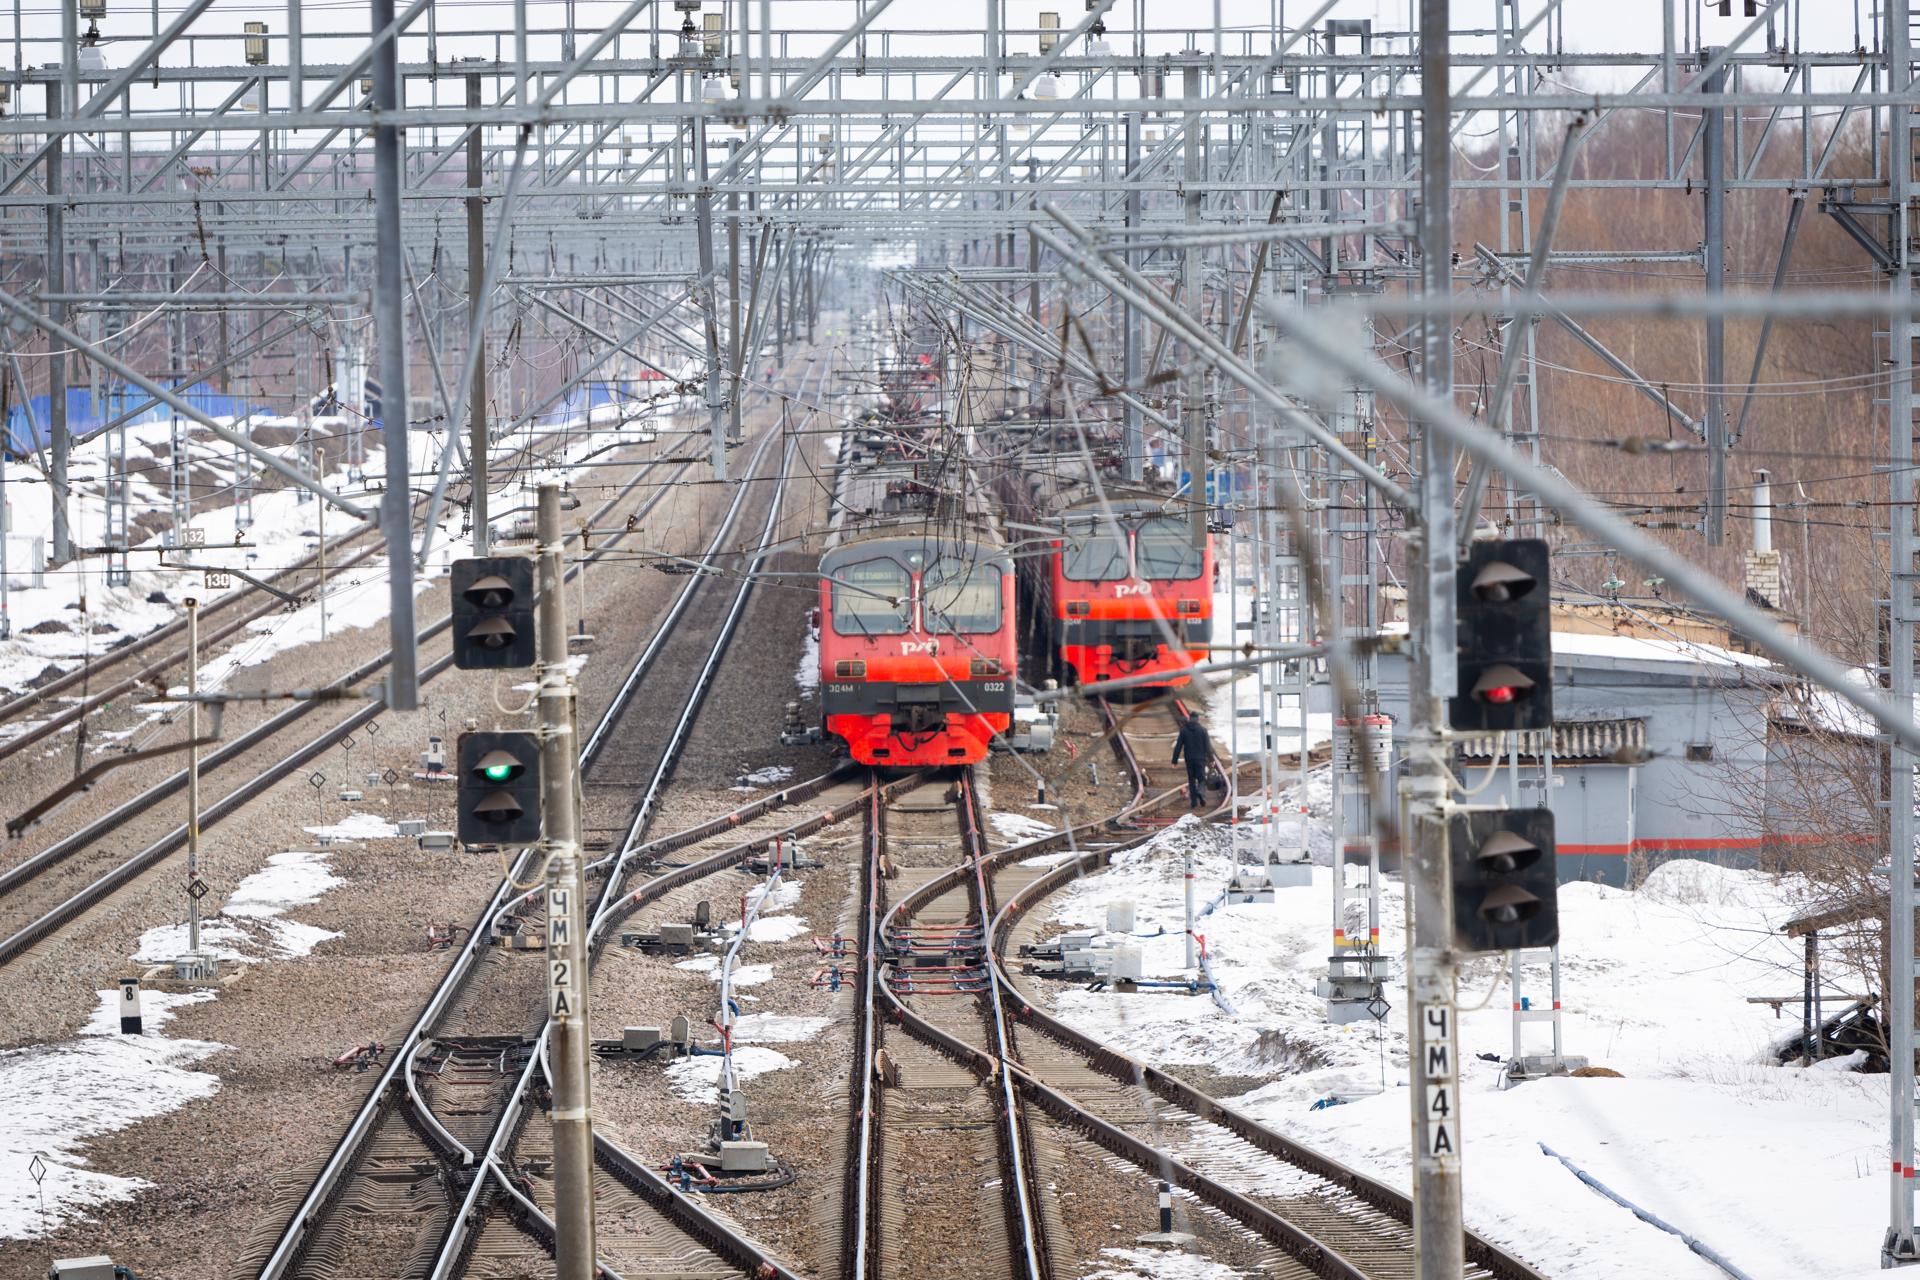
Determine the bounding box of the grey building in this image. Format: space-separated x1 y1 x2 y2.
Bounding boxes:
1329 629 1790 887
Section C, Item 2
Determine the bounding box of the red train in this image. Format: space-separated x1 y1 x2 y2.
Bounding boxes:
991 424 1214 690
817 396 1015 765
1048 503 1214 686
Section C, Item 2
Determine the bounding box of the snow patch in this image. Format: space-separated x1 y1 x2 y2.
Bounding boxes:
301 811 402 842
1080 1247 1248 1280
661 1046 795 1103
745 916 811 944
0 989 221 1239
132 849 344 963
992 811 1057 844
729 1014 831 1043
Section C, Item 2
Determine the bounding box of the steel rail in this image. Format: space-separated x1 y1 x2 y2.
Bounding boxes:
842 780 882 1280
0 442 696 965
254 425 778 1280
433 427 802 1279
0 539 392 768
957 769 1051 1280
0 523 365 740
875 797 1370 1278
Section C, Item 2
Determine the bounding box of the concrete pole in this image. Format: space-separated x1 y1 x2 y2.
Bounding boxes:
467 73 490 556
1409 4 1463 1279
370 0 419 709
1702 50 1727 546
185 596 202 959
538 483 597 1280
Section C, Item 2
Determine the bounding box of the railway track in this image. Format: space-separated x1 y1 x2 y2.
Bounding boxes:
977 709 1547 1280
0 432 697 967
245 353 846 1280
847 771 1050 1280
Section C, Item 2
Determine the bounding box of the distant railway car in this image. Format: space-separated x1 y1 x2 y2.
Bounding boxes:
817 418 1015 766
989 425 1214 689
1048 503 1213 686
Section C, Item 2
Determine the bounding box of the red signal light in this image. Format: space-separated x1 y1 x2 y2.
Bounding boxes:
1483 685 1517 705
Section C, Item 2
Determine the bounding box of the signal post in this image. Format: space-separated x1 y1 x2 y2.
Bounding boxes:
537 482 598 1280
450 483 596 1277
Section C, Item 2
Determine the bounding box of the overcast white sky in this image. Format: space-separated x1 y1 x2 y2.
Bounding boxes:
1 0 1888 64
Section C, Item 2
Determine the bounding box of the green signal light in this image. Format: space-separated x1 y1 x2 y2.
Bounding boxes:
483 762 515 782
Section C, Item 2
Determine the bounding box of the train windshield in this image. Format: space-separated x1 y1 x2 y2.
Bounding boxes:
831 558 913 635
1134 517 1204 581
1061 522 1129 581
923 559 1002 634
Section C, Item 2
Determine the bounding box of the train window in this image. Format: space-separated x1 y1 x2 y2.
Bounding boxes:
923 559 1002 634
831 558 913 635
1135 517 1204 581
1062 523 1129 581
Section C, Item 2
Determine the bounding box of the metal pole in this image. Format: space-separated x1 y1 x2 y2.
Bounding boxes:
1702 49 1727 545
695 115 729 480
370 0 419 710
45 79 70 568
538 483 597 1280
186 596 202 960
728 142 744 445
317 448 328 639
1123 112 1143 481
467 72 490 556
1182 62 1206 549
1409 5 1463 1280
1885 0 1919 1262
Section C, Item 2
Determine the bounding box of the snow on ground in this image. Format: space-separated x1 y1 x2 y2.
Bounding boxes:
731 764 797 792
1035 813 1890 1279
662 1046 796 1103
0 988 220 1238
302 812 401 842
745 916 811 944
747 878 803 914
795 623 820 695
728 1014 831 1043
1080 1246 1249 1280
991 811 1057 844
717 962 774 988
133 848 344 964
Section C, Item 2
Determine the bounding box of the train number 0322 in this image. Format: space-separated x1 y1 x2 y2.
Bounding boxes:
982 681 1006 692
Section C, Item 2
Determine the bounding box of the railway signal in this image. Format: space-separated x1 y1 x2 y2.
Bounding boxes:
457 731 542 846
1448 808 1559 953
451 556 536 669
1449 538 1552 733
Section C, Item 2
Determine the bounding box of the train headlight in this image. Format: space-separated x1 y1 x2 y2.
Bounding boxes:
970 659 1004 677
1065 601 1091 617
834 660 867 678
1176 598 1202 615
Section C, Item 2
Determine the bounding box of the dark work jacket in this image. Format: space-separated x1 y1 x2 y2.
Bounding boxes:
1172 717 1211 769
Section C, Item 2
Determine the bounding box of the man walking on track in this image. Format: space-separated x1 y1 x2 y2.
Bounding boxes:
1172 714 1213 810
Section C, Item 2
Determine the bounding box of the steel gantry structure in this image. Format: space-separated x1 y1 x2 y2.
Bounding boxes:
10 0 1920 1273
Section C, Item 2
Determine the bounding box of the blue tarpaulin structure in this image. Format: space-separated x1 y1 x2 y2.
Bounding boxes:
4 383 272 453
